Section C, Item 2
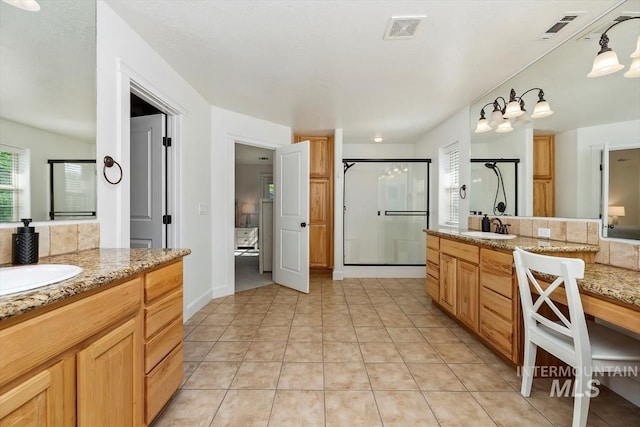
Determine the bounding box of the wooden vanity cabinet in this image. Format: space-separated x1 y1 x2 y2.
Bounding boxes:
425 236 440 301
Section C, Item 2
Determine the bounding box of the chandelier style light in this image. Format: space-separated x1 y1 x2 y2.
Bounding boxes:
587 16 640 78
474 88 553 134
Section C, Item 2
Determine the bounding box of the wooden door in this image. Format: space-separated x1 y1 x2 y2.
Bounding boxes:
533 135 555 216
439 254 457 315
457 260 479 331
0 359 69 426
77 317 142 427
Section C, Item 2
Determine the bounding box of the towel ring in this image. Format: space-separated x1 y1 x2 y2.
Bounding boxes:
459 184 467 199
103 156 123 185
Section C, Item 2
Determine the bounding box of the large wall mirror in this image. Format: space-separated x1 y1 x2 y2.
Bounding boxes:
0 0 96 222
470 1 639 239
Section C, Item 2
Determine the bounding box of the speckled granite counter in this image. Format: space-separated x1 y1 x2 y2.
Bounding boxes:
425 228 639 308
0 248 191 321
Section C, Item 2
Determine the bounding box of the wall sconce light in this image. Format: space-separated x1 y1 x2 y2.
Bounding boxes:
587 16 640 78
474 88 553 134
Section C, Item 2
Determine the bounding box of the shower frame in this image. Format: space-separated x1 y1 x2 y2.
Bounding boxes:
470 158 520 216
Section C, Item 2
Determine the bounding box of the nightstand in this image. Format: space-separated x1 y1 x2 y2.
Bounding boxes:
235 227 258 250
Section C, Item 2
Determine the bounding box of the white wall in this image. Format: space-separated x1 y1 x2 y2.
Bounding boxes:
343 143 415 158
97 1 213 319
235 163 273 227
333 129 344 280
211 106 292 299
0 118 95 221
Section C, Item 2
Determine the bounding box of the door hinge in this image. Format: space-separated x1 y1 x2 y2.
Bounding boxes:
162 214 172 225
163 136 172 147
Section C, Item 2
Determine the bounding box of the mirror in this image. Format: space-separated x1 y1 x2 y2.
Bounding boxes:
0 0 96 222
470 2 640 224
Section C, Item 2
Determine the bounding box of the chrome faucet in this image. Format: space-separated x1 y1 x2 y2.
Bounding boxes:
491 217 510 234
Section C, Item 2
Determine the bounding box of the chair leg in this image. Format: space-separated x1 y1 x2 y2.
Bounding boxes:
520 340 537 397
572 373 592 427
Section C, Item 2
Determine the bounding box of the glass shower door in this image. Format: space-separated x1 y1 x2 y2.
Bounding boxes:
344 160 429 265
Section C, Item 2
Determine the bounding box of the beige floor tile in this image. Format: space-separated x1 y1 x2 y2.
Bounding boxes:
283 342 323 362
348 304 377 315
292 313 323 326
449 363 512 391
366 363 418 390
325 391 382 427
525 390 610 427
323 326 357 342
218 324 259 341
184 312 208 326
324 362 371 390
200 313 236 326
322 313 352 326
183 341 215 362
243 341 287 361
395 342 442 363
230 312 265 325
419 327 461 343
253 326 291 341
230 361 282 389
183 325 196 338
180 361 199 388
472 391 553 426
212 303 245 315
588 386 640 426
243 303 271 313
153 389 226 427
359 342 403 363
183 362 240 389
288 326 322 342
488 362 521 390
407 363 466 391
354 326 392 343
386 327 427 343
210 389 275 427
185 325 226 342
261 313 294 326
323 342 363 362
374 390 440 427
323 304 350 314
204 341 251 362
269 390 325 426
278 362 324 390
424 391 496 426
380 313 415 327
466 341 506 364
351 312 384 327
432 342 484 363
345 296 372 305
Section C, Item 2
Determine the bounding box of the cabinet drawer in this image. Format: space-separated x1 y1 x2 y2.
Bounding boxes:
480 287 513 321
425 275 439 301
145 289 182 340
480 306 513 359
237 238 255 245
427 249 440 266
426 235 440 251
145 260 183 303
426 260 439 278
145 343 183 424
145 317 183 373
440 239 479 264
480 249 513 298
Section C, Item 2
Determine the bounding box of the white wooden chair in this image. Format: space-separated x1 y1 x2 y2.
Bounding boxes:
513 247 640 427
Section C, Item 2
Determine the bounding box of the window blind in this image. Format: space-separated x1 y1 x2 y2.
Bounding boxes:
0 150 19 222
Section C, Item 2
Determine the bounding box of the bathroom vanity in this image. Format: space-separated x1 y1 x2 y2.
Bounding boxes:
0 248 190 426
424 229 639 365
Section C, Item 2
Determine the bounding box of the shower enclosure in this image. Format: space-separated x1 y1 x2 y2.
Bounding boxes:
343 159 430 266
470 159 519 217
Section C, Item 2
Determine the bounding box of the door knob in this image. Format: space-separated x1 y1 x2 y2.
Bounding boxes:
300 222 307 228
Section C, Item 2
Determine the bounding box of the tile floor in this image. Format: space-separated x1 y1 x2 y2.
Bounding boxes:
153 276 640 426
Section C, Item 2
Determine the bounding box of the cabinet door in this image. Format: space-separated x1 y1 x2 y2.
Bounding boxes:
77 317 142 427
0 359 68 426
457 260 479 332
533 135 554 179
533 179 555 217
439 254 457 314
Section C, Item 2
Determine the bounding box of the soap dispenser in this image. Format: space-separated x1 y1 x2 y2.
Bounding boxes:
12 218 39 265
481 214 491 232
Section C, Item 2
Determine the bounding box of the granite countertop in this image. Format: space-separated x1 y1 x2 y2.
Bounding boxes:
0 248 191 321
424 228 600 253
424 228 640 308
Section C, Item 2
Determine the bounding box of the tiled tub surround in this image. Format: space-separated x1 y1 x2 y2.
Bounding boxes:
0 221 100 264
468 215 640 271
0 247 191 320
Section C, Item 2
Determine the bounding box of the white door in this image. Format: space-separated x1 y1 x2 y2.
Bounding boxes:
130 113 165 248
274 141 310 293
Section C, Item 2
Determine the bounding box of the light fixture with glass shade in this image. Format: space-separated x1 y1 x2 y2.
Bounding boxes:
474 88 553 134
587 16 640 78
1 0 40 11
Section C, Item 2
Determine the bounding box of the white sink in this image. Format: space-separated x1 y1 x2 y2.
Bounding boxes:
460 231 517 240
0 264 83 296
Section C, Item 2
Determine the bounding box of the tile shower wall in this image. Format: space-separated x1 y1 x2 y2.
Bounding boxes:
468 215 640 271
0 222 100 265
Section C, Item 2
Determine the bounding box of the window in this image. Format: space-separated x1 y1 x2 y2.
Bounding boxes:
261 174 274 200
0 145 29 222
442 145 460 225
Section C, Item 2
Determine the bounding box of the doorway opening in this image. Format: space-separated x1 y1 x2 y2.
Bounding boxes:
234 142 275 292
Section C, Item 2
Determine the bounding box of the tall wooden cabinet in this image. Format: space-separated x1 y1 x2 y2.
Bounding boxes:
533 135 555 217
294 135 334 269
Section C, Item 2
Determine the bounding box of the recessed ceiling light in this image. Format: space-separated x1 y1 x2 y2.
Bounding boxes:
2 0 40 12
374 136 384 143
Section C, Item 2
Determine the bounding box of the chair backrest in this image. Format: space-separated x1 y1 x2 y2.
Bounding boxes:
513 248 590 364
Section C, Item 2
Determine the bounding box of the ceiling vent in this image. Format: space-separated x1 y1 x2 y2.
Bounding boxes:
384 15 426 40
541 13 583 39
582 14 640 40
